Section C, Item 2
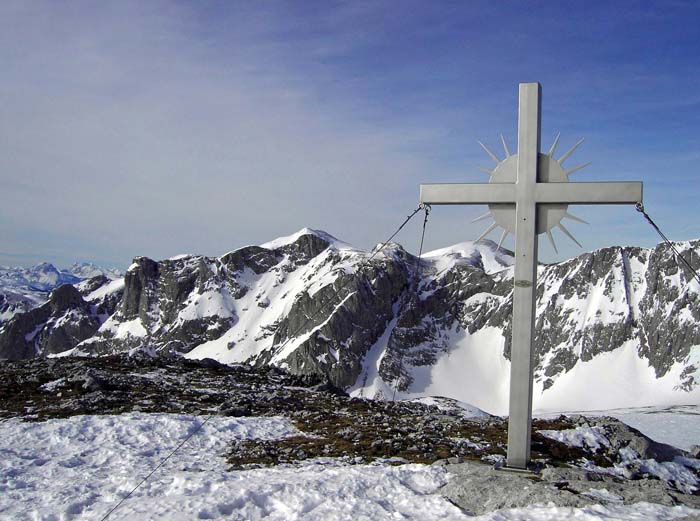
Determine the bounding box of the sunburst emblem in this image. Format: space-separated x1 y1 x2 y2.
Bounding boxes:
474 134 590 252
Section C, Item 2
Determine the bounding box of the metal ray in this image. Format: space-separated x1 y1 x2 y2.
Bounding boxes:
497 228 509 251
475 222 498 243
478 140 501 164
564 211 589 224
558 222 583 248
471 211 493 223
558 138 584 165
478 165 494 175
501 134 511 157
565 162 591 175
548 132 561 157
546 230 558 253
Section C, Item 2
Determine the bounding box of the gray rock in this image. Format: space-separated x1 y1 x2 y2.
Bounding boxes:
441 460 700 515
440 461 591 515
0 284 102 359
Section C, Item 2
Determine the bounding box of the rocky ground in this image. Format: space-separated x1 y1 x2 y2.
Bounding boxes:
2 354 699 515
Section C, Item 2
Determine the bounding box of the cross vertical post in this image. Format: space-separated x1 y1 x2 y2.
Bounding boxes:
418 82 642 471
507 82 541 469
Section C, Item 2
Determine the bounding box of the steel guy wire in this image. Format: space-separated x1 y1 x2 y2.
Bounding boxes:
99 411 220 521
392 204 431 402
636 203 700 287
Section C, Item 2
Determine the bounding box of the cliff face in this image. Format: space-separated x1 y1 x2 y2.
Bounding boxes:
2 229 698 412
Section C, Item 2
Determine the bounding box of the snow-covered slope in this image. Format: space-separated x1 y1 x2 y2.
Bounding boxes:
3 229 700 414
387 242 700 414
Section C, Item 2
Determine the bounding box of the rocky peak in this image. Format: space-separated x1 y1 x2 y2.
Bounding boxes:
0 283 101 360
48 284 85 312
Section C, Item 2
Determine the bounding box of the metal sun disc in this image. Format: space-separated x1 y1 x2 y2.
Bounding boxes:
487 153 569 235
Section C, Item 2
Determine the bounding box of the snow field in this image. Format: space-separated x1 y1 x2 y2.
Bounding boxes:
2 413 699 520
402 327 700 416
402 326 512 415
0 413 470 520
0 413 300 520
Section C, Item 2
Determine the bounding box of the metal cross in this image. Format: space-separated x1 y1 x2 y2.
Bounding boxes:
419 82 643 469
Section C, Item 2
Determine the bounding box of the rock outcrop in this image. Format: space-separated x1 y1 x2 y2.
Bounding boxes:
0 276 124 360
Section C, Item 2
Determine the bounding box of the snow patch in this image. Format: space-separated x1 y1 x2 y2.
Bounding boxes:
422 240 514 275
408 396 492 419
538 426 611 452
101 317 147 339
260 228 350 251
86 277 125 302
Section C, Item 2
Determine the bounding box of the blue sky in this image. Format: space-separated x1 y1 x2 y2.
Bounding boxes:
1 1 699 268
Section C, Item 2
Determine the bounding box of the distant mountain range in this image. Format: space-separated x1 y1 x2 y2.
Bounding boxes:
0 229 698 414
0 262 122 323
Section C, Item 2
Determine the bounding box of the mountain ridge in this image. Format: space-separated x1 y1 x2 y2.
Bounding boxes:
1 229 698 414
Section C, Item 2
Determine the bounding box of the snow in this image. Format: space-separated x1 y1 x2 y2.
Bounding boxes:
0 413 300 520
422 240 514 275
388 323 699 418
537 405 700 452
24 323 43 342
402 326 511 415
185 241 371 368
611 448 699 494
407 396 492 419
86 277 125 302
581 488 623 503
0 413 462 520
38 377 67 392
100 317 147 339
538 426 611 452
270 290 356 364
533 341 700 415
259 228 352 251
67 262 122 280
470 503 698 520
348 303 400 400
2 413 698 521
636 458 699 494
607 406 700 452
177 289 236 321
185 254 326 364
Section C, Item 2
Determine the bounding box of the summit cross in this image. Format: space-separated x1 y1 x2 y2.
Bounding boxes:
419 82 643 469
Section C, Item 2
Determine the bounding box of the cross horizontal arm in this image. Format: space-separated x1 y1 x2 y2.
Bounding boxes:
535 182 642 205
420 183 516 205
